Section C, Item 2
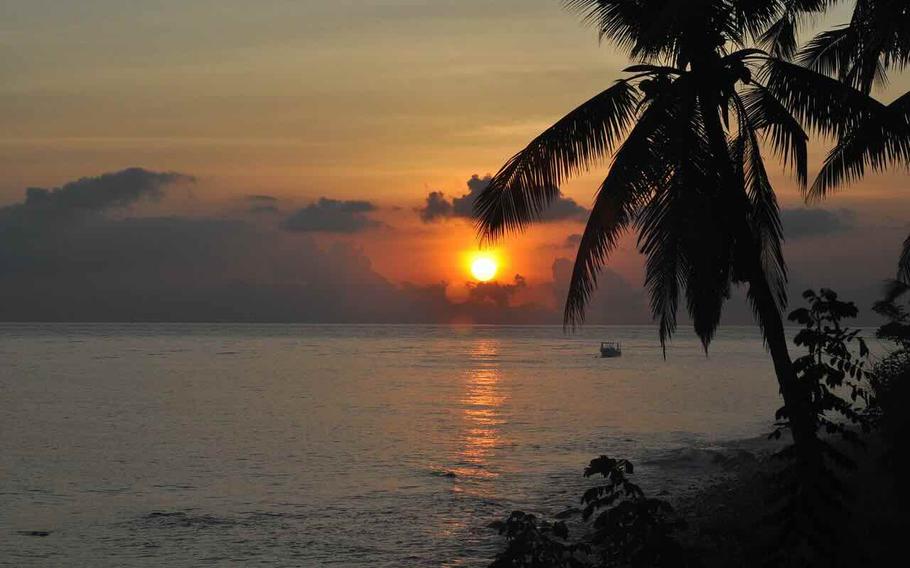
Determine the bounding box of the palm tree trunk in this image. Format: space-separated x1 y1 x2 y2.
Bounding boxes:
694 81 821 467
747 270 819 460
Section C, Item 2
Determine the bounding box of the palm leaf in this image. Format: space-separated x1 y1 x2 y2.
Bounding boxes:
637 79 733 350
761 57 881 138
800 0 910 93
474 80 639 242
741 84 809 188
811 90 910 198
564 88 674 328
758 0 836 60
734 94 788 310
563 0 650 56
798 26 855 84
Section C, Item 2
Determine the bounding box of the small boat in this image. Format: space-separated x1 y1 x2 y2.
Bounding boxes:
600 341 622 358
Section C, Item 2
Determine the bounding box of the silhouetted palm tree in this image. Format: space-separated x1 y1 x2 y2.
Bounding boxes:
473 1 828 462
800 0 910 95
783 74 910 283
759 0 838 60
771 0 910 282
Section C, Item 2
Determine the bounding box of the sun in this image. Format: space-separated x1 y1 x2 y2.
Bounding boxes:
470 256 498 282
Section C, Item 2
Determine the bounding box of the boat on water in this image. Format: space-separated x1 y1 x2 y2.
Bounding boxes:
600 341 622 358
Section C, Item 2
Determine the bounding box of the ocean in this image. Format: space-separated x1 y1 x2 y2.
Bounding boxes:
2 324 789 566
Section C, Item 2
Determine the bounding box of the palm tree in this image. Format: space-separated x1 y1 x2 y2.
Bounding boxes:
799 0 910 95
777 70 910 283
472 1 827 465
771 0 910 282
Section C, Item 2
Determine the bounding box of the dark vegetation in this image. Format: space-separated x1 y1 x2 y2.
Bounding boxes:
868 281 910 501
473 1 910 564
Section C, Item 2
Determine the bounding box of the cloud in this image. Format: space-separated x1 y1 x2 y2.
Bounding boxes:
781 208 856 239
13 168 191 217
0 167 193 248
418 191 452 222
0 217 409 322
418 174 588 223
242 195 281 215
2 169 895 325
283 198 381 233
466 274 527 307
0 171 401 322
0 169 554 323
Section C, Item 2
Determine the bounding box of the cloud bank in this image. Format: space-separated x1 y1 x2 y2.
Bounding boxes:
781 208 856 239
0 169 556 323
0 168 899 325
283 198 382 233
418 174 588 223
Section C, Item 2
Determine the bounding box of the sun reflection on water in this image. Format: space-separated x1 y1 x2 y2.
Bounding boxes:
454 339 506 485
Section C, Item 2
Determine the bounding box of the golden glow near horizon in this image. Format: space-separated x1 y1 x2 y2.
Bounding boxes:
470 254 499 282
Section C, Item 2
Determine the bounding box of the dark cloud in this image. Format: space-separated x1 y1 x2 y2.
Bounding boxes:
0 217 408 322
12 168 191 218
417 191 453 222
283 198 381 233
0 167 193 251
466 274 527 307
418 174 588 223
2 169 894 325
398 280 554 325
781 208 856 239
0 169 549 323
243 195 280 215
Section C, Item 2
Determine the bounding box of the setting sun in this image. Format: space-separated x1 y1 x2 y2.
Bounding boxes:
470 256 498 282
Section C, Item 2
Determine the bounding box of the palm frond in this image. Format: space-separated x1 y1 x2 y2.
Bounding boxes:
799 0 910 94
474 80 639 242
761 57 881 138
564 177 643 328
636 78 734 351
798 26 854 79
638 187 685 350
563 0 649 55
734 94 788 310
741 85 809 188
565 0 749 64
810 90 910 198
759 12 799 60
564 88 675 328
757 0 836 60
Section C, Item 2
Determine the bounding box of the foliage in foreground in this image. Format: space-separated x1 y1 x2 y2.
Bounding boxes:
765 289 872 566
868 281 910 503
490 457 694 568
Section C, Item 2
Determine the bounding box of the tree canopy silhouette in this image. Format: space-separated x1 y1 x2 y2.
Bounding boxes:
473 0 835 471
777 0 910 282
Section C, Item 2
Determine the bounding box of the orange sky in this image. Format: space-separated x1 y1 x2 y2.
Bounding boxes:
2 0 908 319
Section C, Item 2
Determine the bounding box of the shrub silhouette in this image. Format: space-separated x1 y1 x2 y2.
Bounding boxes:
490 456 694 568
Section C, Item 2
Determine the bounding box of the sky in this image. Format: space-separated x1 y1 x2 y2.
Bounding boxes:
1 0 908 324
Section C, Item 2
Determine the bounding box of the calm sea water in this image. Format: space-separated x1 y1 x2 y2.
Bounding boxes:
1 324 787 567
